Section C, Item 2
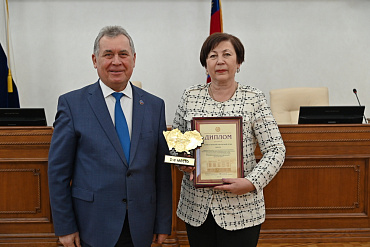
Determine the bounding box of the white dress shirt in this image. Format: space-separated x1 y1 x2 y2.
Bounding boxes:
99 80 133 138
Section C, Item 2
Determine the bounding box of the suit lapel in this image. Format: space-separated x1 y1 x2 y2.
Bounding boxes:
87 82 128 166
129 85 145 165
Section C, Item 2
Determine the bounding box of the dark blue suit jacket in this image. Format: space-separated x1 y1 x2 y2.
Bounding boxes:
48 81 172 247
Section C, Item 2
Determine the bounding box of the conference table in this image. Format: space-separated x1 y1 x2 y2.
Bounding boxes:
1 124 370 246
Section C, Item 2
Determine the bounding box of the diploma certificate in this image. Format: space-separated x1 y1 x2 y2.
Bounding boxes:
192 117 243 188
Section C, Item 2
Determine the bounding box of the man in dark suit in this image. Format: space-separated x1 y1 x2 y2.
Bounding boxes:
48 26 172 247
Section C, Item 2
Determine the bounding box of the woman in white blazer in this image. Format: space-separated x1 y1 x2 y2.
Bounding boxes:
173 33 286 247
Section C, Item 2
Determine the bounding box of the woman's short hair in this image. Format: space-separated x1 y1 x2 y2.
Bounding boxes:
93 26 135 56
200 32 245 68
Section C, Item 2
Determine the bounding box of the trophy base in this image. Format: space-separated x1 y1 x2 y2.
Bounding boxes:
164 155 195 166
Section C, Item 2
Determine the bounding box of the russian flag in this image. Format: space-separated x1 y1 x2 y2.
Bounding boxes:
210 0 223 35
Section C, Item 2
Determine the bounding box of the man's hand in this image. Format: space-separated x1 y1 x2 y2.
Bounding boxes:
152 234 168 244
59 232 81 247
214 178 256 195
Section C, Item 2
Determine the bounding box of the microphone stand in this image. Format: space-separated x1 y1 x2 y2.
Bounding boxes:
353 89 368 124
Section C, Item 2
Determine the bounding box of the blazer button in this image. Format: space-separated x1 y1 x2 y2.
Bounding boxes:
126 172 132 177
122 199 127 203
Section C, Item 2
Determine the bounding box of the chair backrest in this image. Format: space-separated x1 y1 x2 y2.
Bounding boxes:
131 81 142 88
269 87 329 124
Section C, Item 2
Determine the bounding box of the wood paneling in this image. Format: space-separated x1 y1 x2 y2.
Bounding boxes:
163 124 370 246
2 125 370 246
259 124 370 243
0 127 58 246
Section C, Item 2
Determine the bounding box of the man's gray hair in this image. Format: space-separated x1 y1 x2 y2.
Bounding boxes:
93 26 135 56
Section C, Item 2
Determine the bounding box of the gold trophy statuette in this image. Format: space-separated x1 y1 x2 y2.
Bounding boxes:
163 128 203 166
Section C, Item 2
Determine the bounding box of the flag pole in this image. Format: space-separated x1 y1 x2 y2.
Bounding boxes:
5 0 13 93
219 0 223 33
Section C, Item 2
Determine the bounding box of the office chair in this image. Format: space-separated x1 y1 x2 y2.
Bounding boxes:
269 87 329 124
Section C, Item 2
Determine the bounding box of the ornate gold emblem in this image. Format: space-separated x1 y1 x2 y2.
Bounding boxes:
163 128 203 154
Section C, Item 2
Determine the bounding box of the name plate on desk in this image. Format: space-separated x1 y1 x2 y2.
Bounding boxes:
192 117 243 188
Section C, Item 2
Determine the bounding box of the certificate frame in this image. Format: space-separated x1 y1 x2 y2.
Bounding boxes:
191 116 243 188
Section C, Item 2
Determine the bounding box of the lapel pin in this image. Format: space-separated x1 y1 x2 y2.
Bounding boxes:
139 100 144 105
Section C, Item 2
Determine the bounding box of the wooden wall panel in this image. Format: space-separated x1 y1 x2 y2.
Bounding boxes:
260 124 370 243
265 159 364 213
0 165 42 215
0 127 58 246
165 124 370 246
2 125 370 246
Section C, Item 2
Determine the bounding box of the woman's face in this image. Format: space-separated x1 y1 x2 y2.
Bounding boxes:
206 40 240 85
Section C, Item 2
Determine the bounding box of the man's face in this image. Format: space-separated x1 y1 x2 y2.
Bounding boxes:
92 34 136 92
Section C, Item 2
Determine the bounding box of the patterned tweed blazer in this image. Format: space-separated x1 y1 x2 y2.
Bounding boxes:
172 83 286 231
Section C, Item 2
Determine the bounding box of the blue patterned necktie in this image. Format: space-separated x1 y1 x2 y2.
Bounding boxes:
112 92 130 164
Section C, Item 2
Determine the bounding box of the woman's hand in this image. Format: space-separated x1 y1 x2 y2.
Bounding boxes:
213 178 256 195
178 165 195 181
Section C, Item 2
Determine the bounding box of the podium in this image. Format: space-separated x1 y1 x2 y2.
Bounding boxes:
0 127 58 246
260 124 370 243
165 124 370 246
2 125 370 246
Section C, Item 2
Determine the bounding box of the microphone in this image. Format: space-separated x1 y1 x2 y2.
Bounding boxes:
353 88 368 124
